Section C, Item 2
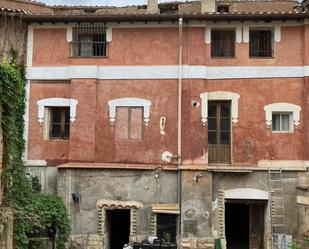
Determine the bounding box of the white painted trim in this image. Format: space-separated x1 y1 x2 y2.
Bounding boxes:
23 26 34 161
225 188 269 200
108 97 152 126
274 25 281 43
205 24 242 44
37 98 78 123
106 27 112 42
236 25 242 44
258 160 309 168
243 25 249 43
263 102 301 128
205 26 211 44
24 160 47 166
22 80 31 161
200 91 240 126
66 25 73 42
305 66 309 77
26 66 308 80
27 26 34 67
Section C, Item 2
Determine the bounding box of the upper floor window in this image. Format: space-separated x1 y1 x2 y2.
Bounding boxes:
249 29 273 57
272 113 291 132
37 98 78 140
264 102 301 133
72 24 107 57
211 30 235 58
49 107 70 139
115 107 143 141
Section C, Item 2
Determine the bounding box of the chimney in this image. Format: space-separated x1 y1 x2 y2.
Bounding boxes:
201 0 216 13
147 0 159 14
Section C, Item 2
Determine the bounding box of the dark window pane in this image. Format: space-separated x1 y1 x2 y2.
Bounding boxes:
208 118 217 130
211 30 235 57
220 131 230 145
250 30 272 57
220 103 230 117
64 124 70 138
72 25 107 57
65 109 70 124
157 214 177 243
51 124 61 138
51 109 61 123
272 114 280 131
208 103 217 117
220 118 230 131
281 114 290 131
208 131 217 144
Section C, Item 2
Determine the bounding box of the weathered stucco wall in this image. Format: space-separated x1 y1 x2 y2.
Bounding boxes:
28 77 306 165
0 15 27 63
57 169 178 247
31 26 305 67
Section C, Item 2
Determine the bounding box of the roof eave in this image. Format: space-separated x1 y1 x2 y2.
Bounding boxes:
22 12 309 23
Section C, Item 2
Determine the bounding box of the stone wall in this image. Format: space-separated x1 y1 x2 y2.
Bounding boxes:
0 14 27 63
57 168 178 248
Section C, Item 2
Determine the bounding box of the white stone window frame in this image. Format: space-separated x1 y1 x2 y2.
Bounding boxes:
205 24 242 44
243 24 281 43
108 97 152 126
200 91 240 127
37 98 78 124
263 102 301 132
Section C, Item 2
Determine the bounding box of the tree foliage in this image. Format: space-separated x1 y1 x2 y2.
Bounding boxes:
0 57 70 249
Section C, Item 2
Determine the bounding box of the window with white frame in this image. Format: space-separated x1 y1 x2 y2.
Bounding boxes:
264 102 301 133
37 98 78 140
108 98 151 141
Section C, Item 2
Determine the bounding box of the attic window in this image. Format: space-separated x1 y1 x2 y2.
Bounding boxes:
159 3 179 13
72 24 108 57
217 5 229 12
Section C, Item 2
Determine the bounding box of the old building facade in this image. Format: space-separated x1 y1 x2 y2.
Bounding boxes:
20 0 309 248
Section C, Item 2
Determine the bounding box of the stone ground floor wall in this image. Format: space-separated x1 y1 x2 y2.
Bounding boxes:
52 168 309 249
57 168 178 249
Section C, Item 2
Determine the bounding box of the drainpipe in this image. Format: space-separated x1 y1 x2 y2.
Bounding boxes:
177 17 183 240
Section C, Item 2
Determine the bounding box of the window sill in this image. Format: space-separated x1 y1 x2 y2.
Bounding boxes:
47 138 70 141
249 56 274 59
70 56 109 59
211 56 236 59
271 131 293 134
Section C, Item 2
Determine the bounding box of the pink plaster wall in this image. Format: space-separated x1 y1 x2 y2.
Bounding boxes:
27 23 309 166
32 26 307 67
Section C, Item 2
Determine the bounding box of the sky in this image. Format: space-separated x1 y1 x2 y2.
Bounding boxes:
39 0 192 7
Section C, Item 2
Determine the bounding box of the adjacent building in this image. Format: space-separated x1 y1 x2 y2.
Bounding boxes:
13 0 309 248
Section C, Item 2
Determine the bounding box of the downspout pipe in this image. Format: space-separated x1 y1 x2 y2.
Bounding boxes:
177 17 183 240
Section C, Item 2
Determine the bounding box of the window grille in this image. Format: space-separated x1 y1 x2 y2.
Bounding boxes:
72 24 107 57
211 30 235 57
249 30 273 57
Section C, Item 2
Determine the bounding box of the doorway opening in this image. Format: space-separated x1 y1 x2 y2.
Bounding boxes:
107 209 130 249
225 201 265 249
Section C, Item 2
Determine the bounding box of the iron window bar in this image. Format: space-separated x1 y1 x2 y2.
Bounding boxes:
71 23 108 57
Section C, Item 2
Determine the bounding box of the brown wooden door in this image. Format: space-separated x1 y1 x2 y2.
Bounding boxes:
208 101 231 164
249 204 265 249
